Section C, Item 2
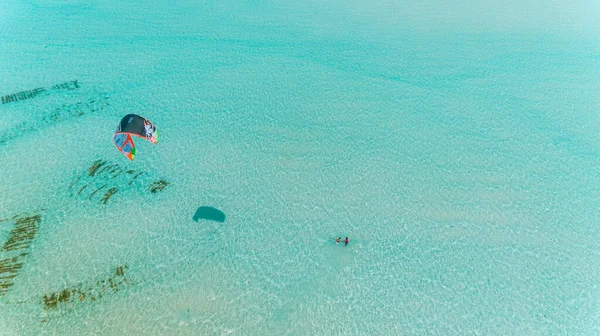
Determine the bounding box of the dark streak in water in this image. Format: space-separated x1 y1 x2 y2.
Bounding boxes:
68 176 81 189
87 160 106 176
101 188 118 204
111 169 124 179
128 172 143 185
77 183 90 195
88 185 107 200
96 164 115 176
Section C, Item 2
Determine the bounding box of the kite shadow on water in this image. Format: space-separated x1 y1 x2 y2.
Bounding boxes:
193 206 226 223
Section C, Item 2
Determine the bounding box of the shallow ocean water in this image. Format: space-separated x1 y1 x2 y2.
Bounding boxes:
1 1 600 335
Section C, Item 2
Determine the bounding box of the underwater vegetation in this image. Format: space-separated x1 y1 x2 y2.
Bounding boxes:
1 80 79 104
101 188 118 205
193 206 226 223
70 159 170 204
42 96 110 124
0 95 110 146
148 180 170 193
42 265 131 311
1 87 46 104
0 212 42 296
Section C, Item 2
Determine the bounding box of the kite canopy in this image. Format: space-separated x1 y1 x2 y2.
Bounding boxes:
113 114 158 160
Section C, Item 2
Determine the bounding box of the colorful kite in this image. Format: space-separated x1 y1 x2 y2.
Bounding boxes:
113 114 158 160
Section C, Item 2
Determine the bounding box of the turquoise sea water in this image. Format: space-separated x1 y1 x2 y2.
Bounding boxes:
1 1 600 334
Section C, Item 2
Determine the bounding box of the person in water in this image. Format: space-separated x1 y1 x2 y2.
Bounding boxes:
344 237 349 246
335 237 341 244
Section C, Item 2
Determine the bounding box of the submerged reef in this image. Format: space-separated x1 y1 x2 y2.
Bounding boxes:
43 265 131 310
70 159 170 204
0 212 42 296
